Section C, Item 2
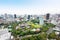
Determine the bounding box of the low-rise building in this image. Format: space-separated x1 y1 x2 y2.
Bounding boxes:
0 28 11 40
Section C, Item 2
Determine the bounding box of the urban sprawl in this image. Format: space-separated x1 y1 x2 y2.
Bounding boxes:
0 13 60 40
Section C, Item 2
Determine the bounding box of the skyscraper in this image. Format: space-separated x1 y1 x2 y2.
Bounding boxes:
39 16 44 25
28 15 30 20
4 13 8 19
46 13 50 20
14 14 17 18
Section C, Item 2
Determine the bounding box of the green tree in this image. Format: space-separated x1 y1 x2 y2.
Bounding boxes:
38 32 47 40
48 32 56 39
31 19 39 24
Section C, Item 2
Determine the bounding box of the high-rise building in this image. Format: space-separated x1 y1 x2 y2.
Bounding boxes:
4 13 8 19
8 14 13 19
39 16 44 25
46 13 50 20
37 17 39 19
28 15 30 20
14 14 17 18
58 14 60 17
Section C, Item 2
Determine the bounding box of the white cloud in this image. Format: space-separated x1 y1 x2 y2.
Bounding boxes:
0 7 60 15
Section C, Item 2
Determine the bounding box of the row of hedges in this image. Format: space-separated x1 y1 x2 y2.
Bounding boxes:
21 32 57 40
22 32 47 40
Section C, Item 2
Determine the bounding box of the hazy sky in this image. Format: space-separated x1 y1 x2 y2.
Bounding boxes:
0 0 60 15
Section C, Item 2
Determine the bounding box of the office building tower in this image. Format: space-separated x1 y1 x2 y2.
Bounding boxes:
28 15 30 20
37 17 39 19
58 14 60 17
8 14 13 18
46 13 50 20
5 13 8 19
39 16 44 25
14 14 17 18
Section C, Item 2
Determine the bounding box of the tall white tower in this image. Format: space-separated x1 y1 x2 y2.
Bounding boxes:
39 16 44 25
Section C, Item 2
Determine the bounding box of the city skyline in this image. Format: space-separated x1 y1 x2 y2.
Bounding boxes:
0 0 60 15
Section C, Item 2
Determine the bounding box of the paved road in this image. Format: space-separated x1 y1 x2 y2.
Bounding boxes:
46 27 53 35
